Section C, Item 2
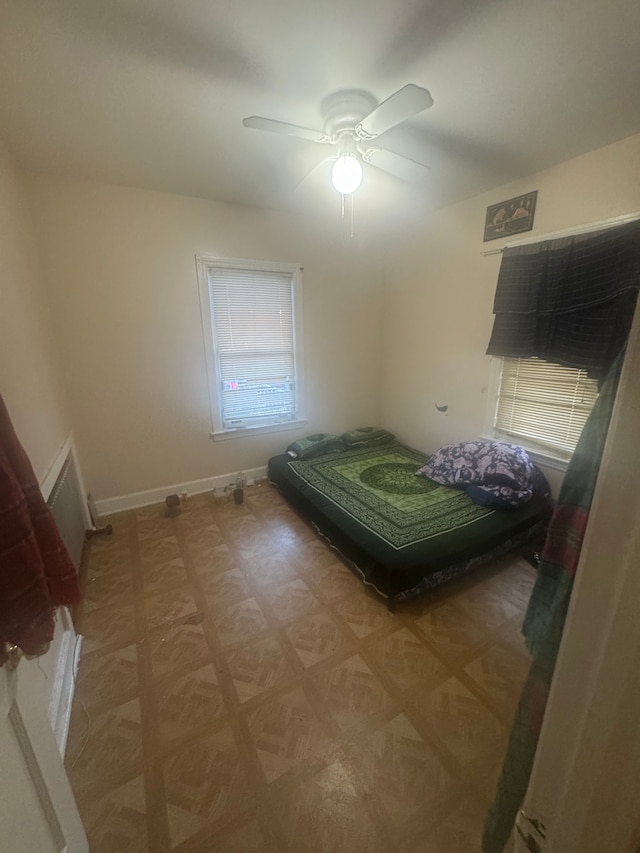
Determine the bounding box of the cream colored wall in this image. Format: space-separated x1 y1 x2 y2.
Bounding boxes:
0 148 70 482
27 177 383 501
380 133 640 493
19 133 640 502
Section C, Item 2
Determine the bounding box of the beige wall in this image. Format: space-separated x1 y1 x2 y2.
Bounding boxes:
27 177 383 501
0 148 70 482
15 132 640 502
380 133 640 492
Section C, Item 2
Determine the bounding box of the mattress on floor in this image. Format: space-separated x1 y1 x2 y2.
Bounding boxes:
267 441 551 600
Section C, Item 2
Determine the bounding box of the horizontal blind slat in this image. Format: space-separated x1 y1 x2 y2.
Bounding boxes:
208 265 299 428
495 357 599 455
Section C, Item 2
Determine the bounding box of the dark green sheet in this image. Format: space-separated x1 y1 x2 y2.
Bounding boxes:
288 444 492 548
268 441 551 599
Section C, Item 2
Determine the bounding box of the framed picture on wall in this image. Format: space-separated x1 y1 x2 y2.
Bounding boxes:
484 190 538 242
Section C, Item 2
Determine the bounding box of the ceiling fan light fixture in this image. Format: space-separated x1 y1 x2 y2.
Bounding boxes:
243 83 433 200
331 154 363 195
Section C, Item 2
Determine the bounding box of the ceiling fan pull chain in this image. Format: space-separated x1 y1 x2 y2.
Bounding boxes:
340 193 355 239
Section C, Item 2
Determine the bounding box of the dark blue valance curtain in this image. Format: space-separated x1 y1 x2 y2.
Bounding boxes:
486 219 640 380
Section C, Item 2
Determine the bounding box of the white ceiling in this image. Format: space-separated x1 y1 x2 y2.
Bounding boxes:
1 0 639 226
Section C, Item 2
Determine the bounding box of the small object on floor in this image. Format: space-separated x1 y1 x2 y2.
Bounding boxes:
524 550 541 569
213 485 231 503
234 471 246 505
165 494 181 517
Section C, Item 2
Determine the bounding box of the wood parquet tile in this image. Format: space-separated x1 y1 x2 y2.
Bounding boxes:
245 551 303 588
334 588 393 639
414 600 491 665
272 759 386 853
312 653 397 733
284 608 352 669
77 773 149 853
189 814 270 853
198 566 252 609
223 633 297 705
82 567 135 613
409 796 499 853
405 676 507 767
304 559 363 602
88 542 134 575
261 577 321 624
67 697 144 803
367 626 446 692
140 558 189 596
154 664 228 752
350 712 456 841
245 683 344 783
212 596 271 648
462 639 531 725
190 542 237 575
143 586 200 630
139 533 182 564
66 483 536 852
74 643 139 711
146 621 211 680
79 600 138 653
162 725 251 847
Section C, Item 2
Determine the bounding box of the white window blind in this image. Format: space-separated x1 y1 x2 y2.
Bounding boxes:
494 357 599 458
198 259 303 434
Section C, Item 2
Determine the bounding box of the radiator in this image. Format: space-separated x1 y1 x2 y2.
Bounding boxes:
47 454 86 571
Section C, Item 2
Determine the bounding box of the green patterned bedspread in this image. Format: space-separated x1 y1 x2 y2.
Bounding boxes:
288 444 492 549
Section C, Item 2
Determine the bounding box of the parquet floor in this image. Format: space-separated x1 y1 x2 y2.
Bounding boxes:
66 482 530 852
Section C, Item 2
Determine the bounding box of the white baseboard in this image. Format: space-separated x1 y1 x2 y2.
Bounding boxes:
93 465 269 516
48 608 81 758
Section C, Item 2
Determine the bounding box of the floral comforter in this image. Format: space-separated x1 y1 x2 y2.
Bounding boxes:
416 440 548 509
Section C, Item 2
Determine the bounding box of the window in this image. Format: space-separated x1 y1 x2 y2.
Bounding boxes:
197 256 304 438
492 357 599 460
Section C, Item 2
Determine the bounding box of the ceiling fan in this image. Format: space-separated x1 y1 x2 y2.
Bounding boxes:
242 84 433 195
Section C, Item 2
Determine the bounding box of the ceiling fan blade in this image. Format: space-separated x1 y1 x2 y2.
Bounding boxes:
362 147 429 181
242 116 331 144
356 84 433 139
294 156 334 191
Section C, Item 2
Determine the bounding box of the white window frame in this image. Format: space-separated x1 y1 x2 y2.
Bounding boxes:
196 255 306 440
485 356 599 471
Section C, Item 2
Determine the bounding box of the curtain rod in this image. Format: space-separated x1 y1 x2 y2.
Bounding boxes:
481 210 640 256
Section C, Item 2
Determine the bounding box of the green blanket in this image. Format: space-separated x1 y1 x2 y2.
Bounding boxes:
289 444 491 549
